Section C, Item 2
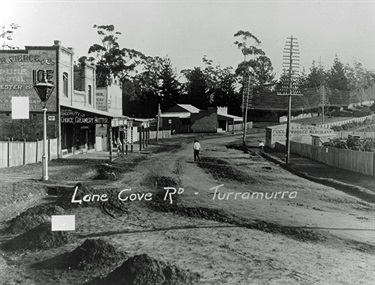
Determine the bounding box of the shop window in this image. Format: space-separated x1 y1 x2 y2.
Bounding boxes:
63 72 68 97
88 85 92 105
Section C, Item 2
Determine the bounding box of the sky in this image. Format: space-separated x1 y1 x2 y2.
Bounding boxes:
1 0 375 79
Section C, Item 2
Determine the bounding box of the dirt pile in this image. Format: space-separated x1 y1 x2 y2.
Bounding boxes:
94 164 122 180
144 175 178 189
197 157 257 184
88 254 200 285
3 204 65 235
4 222 76 251
55 183 97 209
67 238 126 270
226 143 249 153
245 220 326 242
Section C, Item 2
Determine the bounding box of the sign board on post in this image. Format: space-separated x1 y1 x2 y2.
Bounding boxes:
11 97 29 119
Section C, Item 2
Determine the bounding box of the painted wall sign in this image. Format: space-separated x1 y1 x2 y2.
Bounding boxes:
0 48 57 112
266 123 335 147
96 90 107 111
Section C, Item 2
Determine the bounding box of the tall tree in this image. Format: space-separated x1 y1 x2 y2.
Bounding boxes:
327 55 350 105
87 24 146 87
1 23 20 49
234 30 275 95
182 67 210 109
346 60 374 103
201 56 239 112
158 58 182 111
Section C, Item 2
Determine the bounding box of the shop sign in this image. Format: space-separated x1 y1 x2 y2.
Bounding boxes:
61 108 110 124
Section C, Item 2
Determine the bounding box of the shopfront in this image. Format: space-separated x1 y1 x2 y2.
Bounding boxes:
61 106 111 154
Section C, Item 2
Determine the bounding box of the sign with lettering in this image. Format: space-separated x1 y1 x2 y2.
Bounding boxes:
266 123 335 147
96 90 107 111
61 108 110 124
0 48 57 112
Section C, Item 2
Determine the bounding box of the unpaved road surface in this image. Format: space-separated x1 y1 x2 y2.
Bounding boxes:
0 133 374 285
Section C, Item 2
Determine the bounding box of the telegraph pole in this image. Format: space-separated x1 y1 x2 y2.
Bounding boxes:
278 35 302 164
319 58 325 125
242 72 253 146
321 84 325 124
156 103 161 142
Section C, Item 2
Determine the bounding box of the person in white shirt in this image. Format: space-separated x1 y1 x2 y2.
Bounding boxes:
193 140 201 161
259 140 264 151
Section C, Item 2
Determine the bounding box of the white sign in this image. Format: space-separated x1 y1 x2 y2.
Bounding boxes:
51 215 75 231
11 97 29 119
48 116 55 121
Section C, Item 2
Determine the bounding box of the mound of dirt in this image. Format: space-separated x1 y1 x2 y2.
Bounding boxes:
197 157 257 184
226 144 249 153
144 175 178 189
4 222 76 251
90 254 200 285
149 188 180 211
67 238 126 270
94 164 120 180
4 204 65 235
55 183 97 209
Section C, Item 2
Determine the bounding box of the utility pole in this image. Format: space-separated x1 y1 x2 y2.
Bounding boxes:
321 84 325 124
278 35 302 164
241 72 253 146
156 103 161 142
319 57 325 125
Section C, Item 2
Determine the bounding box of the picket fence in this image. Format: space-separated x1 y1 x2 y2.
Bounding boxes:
290 141 374 176
0 138 58 168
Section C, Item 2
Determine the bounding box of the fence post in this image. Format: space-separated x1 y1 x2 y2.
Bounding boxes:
373 153 375 177
36 139 38 163
7 138 10 168
23 139 26 165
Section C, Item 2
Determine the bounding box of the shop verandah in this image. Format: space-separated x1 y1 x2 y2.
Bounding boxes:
60 104 128 156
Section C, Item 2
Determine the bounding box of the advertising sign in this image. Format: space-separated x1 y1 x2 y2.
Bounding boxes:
0 48 57 112
61 108 110 124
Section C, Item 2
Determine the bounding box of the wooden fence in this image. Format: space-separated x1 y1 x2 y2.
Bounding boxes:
148 130 172 140
0 138 58 168
290 141 374 176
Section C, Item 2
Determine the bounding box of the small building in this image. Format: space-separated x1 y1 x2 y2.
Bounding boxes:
265 123 336 148
160 104 244 133
160 104 200 133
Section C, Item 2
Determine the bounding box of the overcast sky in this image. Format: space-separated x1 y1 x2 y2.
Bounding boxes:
1 0 374 78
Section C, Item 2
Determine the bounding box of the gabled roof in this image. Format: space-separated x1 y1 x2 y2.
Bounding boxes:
160 112 191 119
218 113 243 122
176 104 200 113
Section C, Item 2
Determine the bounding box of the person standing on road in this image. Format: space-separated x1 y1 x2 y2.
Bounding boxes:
259 140 264 151
116 137 123 157
193 140 201 161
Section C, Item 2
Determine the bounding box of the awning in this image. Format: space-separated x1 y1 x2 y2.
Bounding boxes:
60 102 128 119
218 113 243 122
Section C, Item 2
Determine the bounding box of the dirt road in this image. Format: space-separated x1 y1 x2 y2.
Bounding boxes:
0 133 374 284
